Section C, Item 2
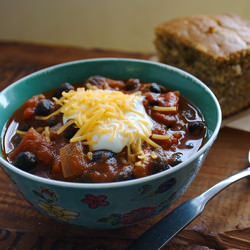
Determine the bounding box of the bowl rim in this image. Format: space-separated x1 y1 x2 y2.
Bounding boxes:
0 57 222 189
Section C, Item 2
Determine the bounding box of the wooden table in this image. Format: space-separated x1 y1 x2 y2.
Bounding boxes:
0 41 249 250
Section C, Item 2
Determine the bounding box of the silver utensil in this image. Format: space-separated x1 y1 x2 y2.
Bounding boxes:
126 150 250 250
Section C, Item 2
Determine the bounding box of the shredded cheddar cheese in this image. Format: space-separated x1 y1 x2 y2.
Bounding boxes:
42 126 51 142
150 151 158 159
151 134 170 140
135 161 142 167
35 108 62 120
87 152 93 160
38 88 162 156
16 130 27 135
152 106 177 112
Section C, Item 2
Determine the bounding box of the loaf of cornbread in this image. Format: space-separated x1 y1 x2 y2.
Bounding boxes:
154 14 250 117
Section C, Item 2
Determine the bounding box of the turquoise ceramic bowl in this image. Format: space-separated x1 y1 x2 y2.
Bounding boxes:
0 58 221 229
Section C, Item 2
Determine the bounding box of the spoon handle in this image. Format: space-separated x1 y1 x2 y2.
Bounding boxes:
126 196 204 250
126 167 250 250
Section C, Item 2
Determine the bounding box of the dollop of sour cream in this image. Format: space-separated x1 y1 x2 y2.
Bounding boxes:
58 88 154 153
91 95 153 153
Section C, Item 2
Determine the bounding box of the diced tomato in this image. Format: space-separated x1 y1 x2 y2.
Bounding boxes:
11 127 54 166
172 138 178 144
133 164 150 178
152 112 177 125
152 121 166 135
145 92 159 104
51 160 62 175
159 91 180 107
87 165 116 183
23 94 46 120
23 107 35 121
59 142 85 178
24 94 45 109
106 79 125 90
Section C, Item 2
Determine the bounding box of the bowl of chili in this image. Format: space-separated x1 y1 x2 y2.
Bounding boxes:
0 58 221 228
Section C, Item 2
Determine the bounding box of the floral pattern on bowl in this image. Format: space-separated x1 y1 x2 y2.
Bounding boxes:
98 206 157 226
33 186 79 221
81 194 109 209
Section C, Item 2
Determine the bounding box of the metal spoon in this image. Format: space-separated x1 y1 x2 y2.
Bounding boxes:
126 150 250 250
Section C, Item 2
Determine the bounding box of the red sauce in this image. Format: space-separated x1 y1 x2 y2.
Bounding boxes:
2 76 207 183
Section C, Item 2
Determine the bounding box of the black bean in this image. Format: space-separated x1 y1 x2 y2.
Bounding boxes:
47 116 59 127
185 142 194 149
20 123 31 131
63 124 78 140
149 83 161 93
87 76 106 85
13 134 22 147
14 151 36 171
188 121 206 136
151 158 169 173
169 153 183 166
53 82 74 98
149 100 159 106
124 79 141 91
35 99 54 116
92 150 115 162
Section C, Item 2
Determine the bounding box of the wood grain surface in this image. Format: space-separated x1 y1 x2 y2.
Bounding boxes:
0 41 249 250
